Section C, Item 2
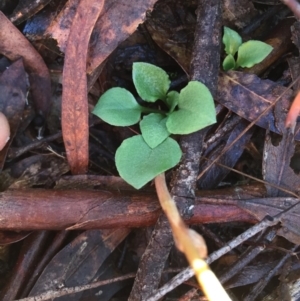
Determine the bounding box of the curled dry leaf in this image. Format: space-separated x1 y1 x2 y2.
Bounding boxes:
62 0 105 174
0 112 10 151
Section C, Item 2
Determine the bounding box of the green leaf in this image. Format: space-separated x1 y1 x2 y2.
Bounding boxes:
223 26 242 56
166 91 179 113
116 135 181 189
140 113 170 148
236 40 273 68
93 87 143 126
222 54 236 71
166 81 216 134
132 62 170 102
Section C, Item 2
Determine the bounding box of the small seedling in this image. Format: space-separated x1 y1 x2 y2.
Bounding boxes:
93 62 216 189
222 26 273 71
93 63 231 301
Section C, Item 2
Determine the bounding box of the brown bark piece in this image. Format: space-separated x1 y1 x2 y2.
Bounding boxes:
0 187 260 231
61 0 104 174
0 12 51 117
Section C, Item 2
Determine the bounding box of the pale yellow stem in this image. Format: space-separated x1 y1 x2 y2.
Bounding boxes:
154 173 231 301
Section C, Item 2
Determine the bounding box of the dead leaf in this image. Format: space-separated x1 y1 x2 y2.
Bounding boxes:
198 119 254 189
45 0 85 52
0 11 52 117
217 71 298 139
291 21 300 52
46 0 158 73
223 0 257 28
0 154 69 191
0 59 28 171
23 0 67 43
287 56 300 93
87 0 158 74
29 229 130 298
62 0 105 174
292 21 300 48
9 0 53 25
145 1 194 74
0 231 50 301
261 130 300 244
263 131 300 197
246 18 293 75
237 196 300 245
225 260 281 289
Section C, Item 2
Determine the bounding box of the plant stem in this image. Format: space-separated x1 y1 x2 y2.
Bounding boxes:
154 173 231 301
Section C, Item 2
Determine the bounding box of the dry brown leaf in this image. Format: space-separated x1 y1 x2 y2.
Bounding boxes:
237 196 300 245
45 0 80 50
29 229 130 299
223 0 257 28
47 0 158 74
198 119 254 189
263 131 300 244
263 132 300 197
236 131 300 244
62 0 104 174
145 1 193 74
217 71 298 138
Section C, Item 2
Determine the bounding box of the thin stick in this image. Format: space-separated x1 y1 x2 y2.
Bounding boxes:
244 245 299 301
148 215 279 301
202 156 300 199
15 273 136 301
150 191 300 301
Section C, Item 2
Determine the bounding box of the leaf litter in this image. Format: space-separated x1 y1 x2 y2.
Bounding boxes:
2 0 300 300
